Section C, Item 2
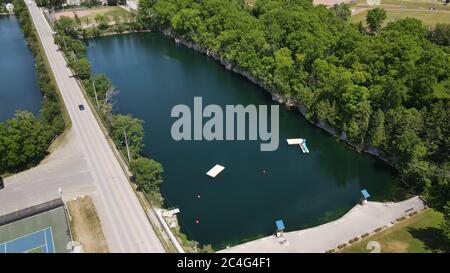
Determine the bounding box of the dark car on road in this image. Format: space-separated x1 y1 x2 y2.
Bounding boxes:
0 177 4 190
78 104 85 111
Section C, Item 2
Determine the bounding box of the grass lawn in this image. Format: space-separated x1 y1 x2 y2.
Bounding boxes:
340 209 449 253
351 9 450 26
350 0 450 26
80 6 130 21
352 0 450 10
55 6 130 22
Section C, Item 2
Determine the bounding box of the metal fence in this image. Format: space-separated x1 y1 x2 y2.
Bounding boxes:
0 198 64 227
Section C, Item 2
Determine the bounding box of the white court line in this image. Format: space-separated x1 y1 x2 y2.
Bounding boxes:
1 227 48 246
25 244 46 253
49 227 56 253
44 227 49 253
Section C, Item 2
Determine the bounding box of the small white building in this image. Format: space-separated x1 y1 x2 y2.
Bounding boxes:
66 0 81 6
367 0 381 5
5 3 14 13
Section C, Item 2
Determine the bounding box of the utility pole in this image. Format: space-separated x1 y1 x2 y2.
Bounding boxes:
70 51 76 64
62 35 68 53
123 128 131 163
92 80 100 109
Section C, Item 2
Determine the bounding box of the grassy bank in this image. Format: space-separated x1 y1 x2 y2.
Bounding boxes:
341 209 449 253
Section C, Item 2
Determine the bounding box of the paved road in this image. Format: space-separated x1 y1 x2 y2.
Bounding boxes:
26 1 164 253
220 196 425 253
0 130 96 216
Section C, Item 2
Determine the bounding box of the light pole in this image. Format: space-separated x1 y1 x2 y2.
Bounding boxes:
92 80 100 109
58 187 63 200
123 128 131 163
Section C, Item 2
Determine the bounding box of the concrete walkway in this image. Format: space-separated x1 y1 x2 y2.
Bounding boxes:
220 196 425 253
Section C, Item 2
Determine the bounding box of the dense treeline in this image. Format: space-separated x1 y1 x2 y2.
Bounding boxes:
53 16 165 205
137 0 449 212
0 0 65 173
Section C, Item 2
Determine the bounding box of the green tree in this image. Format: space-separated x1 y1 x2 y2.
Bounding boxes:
367 110 386 147
171 8 204 41
385 18 426 38
331 3 351 21
273 47 294 94
111 114 144 159
95 14 109 31
73 58 91 79
394 129 427 163
56 16 77 37
366 8 387 33
130 157 164 194
443 202 450 240
427 23 450 46
0 111 51 173
69 39 86 58
422 162 450 210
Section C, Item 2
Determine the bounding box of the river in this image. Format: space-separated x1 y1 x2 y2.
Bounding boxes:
0 15 42 122
87 33 398 249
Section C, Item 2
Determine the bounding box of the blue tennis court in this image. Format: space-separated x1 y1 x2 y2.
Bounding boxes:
0 227 55 253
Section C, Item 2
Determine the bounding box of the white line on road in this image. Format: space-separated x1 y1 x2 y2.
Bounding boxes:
26 1 164 252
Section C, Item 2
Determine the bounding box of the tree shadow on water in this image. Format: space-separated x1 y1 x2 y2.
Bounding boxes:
407 227 450 253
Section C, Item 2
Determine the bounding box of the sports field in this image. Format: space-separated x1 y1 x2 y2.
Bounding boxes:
0 207 72 253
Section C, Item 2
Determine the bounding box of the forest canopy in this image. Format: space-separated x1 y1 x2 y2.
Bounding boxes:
138 0 449 211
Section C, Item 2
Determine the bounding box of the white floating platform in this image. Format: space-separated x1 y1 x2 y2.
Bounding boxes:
300 141 309 153
287 138 304 145
206 164 225 178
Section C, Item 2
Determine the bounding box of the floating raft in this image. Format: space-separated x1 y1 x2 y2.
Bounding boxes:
287 138 310 154
299 140 309 154
286 138 304 145
206 164 225 178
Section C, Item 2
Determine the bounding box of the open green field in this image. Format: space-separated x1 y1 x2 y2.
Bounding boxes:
80 6 130 21
341 209 449 253
350 0 450 26
351 0 450 10
352 9 450 26
55 6 130 22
